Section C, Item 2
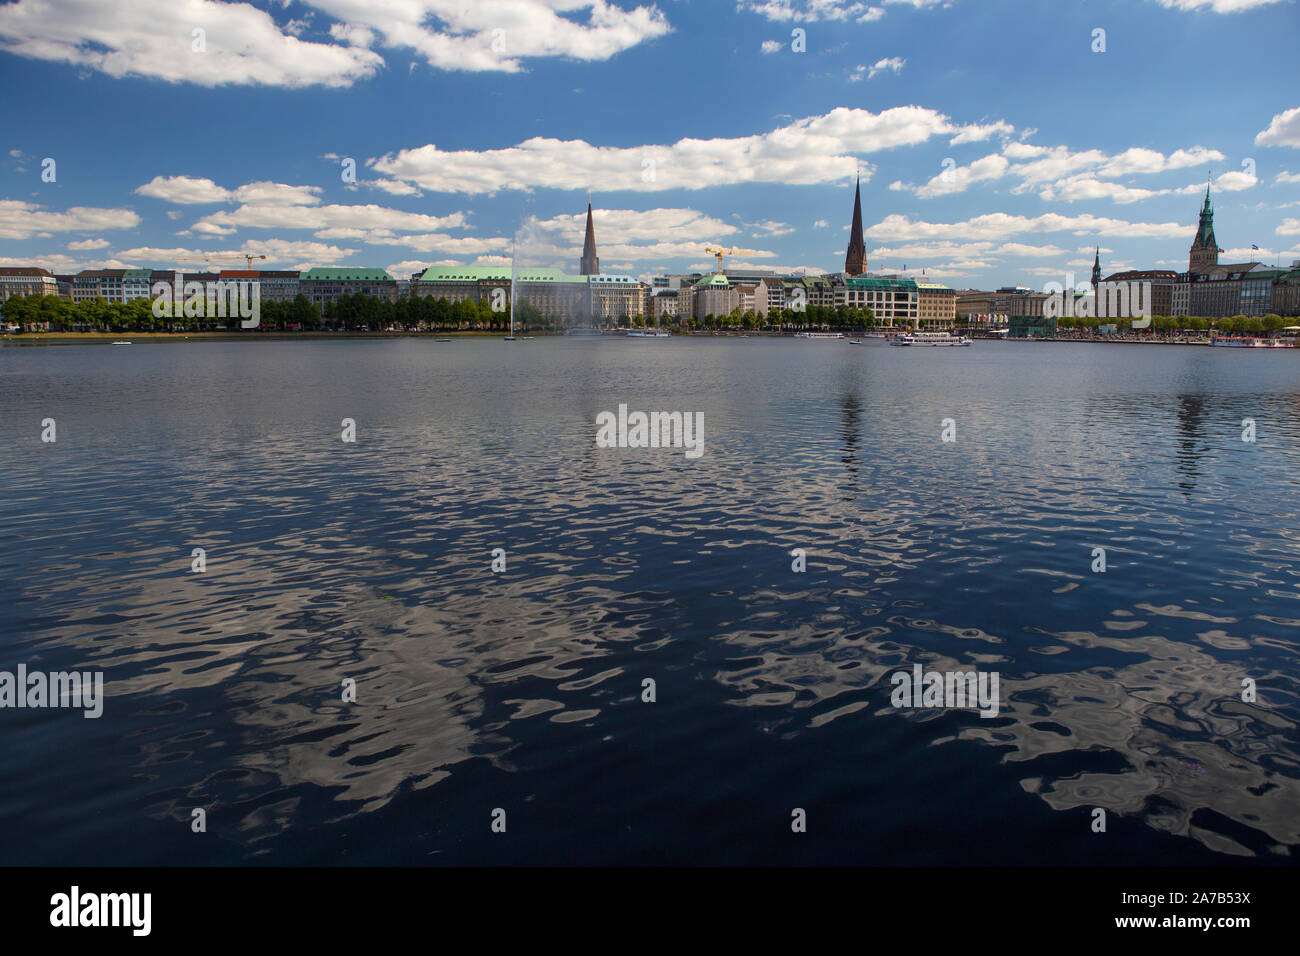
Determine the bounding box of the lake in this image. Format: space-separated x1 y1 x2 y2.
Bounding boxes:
1 337 1297 864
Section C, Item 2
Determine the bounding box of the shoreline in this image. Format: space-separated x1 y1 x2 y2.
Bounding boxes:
0 330 1291 348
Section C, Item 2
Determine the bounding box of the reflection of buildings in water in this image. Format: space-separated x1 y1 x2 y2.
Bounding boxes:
31 498 642 841
1174 393 1208 495
839 390 862 501
711 606 1299 857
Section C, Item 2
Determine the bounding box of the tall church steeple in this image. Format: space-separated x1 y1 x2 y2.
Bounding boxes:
1189 176 1218 272
844 175 866 276
1091 246 1101 291
580 199 599 275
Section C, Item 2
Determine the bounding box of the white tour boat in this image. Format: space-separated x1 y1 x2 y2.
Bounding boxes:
888 331 972 347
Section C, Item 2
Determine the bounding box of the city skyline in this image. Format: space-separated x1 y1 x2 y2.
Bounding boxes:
1 0 1299 289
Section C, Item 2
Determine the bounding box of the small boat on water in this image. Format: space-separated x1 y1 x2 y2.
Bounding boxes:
796 331 844 339
889 331 972 347
435 337 452 342
111 340 132 346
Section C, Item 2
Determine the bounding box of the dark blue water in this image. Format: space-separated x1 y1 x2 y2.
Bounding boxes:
1 338 1297 864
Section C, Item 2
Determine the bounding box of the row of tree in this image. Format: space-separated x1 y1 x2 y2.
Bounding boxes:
0 293 508 333
1052 314 1294 333
2 291 1294 335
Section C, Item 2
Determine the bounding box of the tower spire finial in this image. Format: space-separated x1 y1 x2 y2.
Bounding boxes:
580 196 599 275
844 172 866 276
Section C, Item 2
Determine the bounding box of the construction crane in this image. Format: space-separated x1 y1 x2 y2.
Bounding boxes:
175 253 267 270
703 247 761 274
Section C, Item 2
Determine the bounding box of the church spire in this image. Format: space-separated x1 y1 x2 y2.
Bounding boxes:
1091 246 1101 291
844 174 866 276
580 199 599 275
1189 175 1217 273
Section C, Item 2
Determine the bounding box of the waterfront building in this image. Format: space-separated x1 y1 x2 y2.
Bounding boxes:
123 268 154 301
955 290 996 318
53 274 75 298
411 264 511 305
1185 263 1275 318
232 270 301 303
587 273 645 321
1008 313 1057 338
649 288 679 320
72 269 126 303
1101 270 1177 317
840 276 918 326
0 267 59 302
1269 262 1300 316
299 268 398 307
411 264 643 324
1176 182 1269 317
688 272 740 319
915 281 957 329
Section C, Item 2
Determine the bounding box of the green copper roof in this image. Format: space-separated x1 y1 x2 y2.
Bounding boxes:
845 277 918 291
301 268 394 280
417 265 617 284
418 265 513 282
696 273 731 287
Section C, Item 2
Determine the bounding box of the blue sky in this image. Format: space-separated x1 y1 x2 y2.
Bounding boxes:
2 0 1298 289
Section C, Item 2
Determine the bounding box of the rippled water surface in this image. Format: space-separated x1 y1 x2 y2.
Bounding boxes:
1 338 1298 864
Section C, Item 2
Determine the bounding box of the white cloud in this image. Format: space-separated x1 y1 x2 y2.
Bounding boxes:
812 219 829 228
761 39 782 54
135 176 324 206
1275 171 1300 184
738 1 938 23
191 202 466 239
135 175 232 204
0 253 133 272
1157 0 1287 13
0 0 383 88
311 0 671 74
867 56 905 79
994 242 1069 257
906 153 1009 198
363 234 512 255
372 106 1009 194
892 141 1236 204
745 219 795 237
67 238 109 250
948 120 1014 145
501 207 760 266
113 239 359 267
1040 178 1167 204
868 212 1188 242
1277 219 1300 236
0 200 141 240
0 0 670 86
1256 106 1300 149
